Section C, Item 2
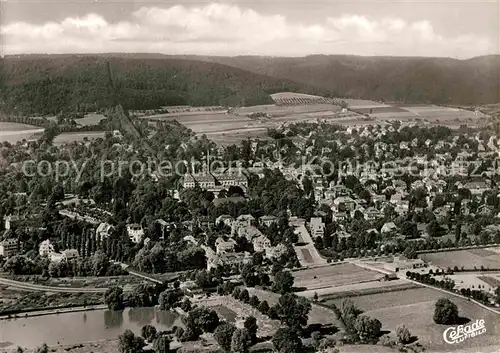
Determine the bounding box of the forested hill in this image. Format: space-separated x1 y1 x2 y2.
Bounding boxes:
186 54 500 105
0 55 319 115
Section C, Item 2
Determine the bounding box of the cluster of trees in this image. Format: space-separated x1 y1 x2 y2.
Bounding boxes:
118 327 171 353
406 271 456 291
0 55 310 114
433 298 459 325
331 299 382 343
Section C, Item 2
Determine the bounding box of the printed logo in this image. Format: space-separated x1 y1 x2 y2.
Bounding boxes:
443 319 486 344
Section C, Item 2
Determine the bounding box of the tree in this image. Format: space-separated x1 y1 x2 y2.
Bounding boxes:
141 324 158 342
239 288 250 303
153 334 170 353
340 299 363 330
275 293 311 332
272 327 303 353
189 307 220 333
249 295 260 308
214 323 237 352
354 315 382 342
231 328 252 353
258 300 270 315
272 271 294 294
433 298 459 324
396 325 412 344
244 316 258 344
118 329 145 353
35 344 49 353
104 286 124 311
495 286 500 304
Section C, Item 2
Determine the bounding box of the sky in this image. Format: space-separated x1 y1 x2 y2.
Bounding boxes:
1 0 499 58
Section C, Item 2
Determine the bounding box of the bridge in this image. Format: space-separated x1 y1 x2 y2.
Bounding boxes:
113 261 166 285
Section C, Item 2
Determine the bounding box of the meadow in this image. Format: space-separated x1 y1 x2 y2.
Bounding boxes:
0 122 44 144
324 287 500 352
292 263 384 291
53 132 106 145
419 248 500 270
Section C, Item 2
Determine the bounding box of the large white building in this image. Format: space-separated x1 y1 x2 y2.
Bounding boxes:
39 239 55 257
309 217 325 238
0 239 19 258
127 224 145 244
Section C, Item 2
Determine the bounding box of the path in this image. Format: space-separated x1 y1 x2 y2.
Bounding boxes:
112 262 164 285
292 224 327 267
350 261 500 315
0 277 108 293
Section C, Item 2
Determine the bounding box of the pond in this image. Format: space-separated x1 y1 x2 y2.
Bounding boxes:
0 307 182 349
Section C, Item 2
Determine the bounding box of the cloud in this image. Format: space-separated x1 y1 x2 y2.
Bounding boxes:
0 3 494 58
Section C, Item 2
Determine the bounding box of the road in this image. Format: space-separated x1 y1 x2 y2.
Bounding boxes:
0 277 108 293
292 223 327 267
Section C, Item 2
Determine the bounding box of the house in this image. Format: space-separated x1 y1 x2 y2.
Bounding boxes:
477 204 494 216
384 256 427 272
463 181 490 196
333 196 356 212
127 223 144 243
3 215 22 230
96 222 114 240
364 207 382 221
309 217 325 238
215 237 237 254
152 219 169 239
381 222 398 235
259 215 278 227
336 230 351 240
39 239 55 257
204 245 252 271
332 212 348 222
62 249 79 261
252 235 272 253
0 239 19 258
235 214 255 228
216 215 234 227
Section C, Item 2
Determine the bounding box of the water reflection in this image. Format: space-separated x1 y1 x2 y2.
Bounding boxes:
104 309 124 329
0 307 181 349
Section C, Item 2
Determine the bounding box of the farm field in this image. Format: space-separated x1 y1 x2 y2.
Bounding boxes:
419 248 500 270
0 122 44 144
306 281 416 299
324 287 500 352
75 113 106 126
234 103 340 116
53 132 105 145
292 263 384 290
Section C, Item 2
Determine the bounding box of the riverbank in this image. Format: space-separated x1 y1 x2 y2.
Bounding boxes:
2 340 119 353
0 304 108 321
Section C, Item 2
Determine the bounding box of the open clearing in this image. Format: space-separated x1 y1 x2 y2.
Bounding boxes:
324 287 500 352
419 248 500 270
292 263 384 290
53 132 105 145
75 114 106 126
0 122 44 143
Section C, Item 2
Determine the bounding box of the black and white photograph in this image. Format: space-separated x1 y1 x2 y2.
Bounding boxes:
0 0 499 352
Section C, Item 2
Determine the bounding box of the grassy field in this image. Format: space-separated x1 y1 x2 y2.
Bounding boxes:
0 122 44 144
324 287 500 352
53 132 105 145
419 248 500 270
292 263 384 290
75 114 106 126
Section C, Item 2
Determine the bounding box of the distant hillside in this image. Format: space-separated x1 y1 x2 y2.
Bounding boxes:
0 55 320 115
186 54 500 105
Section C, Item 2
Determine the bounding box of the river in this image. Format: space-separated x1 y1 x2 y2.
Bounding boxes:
0 307 182 349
